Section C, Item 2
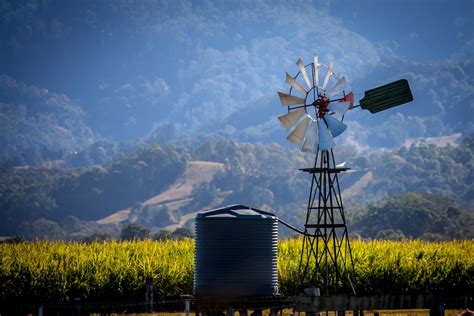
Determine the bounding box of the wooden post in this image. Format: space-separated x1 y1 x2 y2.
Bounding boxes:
74 298 81 316
305 287 321 316
146 277 154 312
430 297 445 316
252 309 262 316
185 299 191 316
270 308 279 316
438 297 445 316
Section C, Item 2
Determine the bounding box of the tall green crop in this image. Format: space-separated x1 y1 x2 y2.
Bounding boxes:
1 240 194 303
278 239 474 295
1 239 472 304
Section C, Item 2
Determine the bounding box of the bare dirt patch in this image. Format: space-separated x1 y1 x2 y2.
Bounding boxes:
342 171 373 199
97 161 224 225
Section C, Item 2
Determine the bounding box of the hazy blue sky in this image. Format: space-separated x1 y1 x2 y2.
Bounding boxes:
1 0 473 148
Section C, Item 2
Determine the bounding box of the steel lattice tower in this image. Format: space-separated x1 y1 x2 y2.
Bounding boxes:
297 148 355 295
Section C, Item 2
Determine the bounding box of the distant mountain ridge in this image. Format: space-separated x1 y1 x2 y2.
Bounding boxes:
1 57 472 168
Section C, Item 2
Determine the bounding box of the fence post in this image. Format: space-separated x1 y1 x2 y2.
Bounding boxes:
74 298 81 316
185 299 191 316
252 309 262 316
145 277 154 312
304 288 321 316
430 297 445 316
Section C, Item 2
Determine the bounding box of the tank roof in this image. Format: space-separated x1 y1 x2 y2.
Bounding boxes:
197 204 276 219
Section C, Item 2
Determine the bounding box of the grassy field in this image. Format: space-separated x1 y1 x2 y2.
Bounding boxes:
1 239 473 304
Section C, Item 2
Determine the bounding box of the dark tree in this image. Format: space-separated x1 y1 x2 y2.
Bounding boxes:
120 223 150 241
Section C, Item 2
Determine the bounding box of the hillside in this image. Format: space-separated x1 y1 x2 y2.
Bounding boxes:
0 134 472 240
344 133 473 206
0 75 95 167
0 144 188 236
191 136 473 227
352 192 474 240
97 160 224 227
0 0 473 244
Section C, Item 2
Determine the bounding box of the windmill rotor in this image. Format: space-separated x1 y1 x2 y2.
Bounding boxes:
277 56 352 152
277 55 414 152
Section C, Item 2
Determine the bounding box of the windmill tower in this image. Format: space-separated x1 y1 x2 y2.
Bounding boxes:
277 55 413 295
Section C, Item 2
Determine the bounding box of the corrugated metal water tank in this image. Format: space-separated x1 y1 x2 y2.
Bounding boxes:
193 204 278 297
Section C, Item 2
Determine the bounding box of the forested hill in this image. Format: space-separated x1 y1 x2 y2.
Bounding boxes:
344 133 473 206
0 134 472 240
0 145 188 235
0 75 95 166
352 192 474 240
190 135 473 210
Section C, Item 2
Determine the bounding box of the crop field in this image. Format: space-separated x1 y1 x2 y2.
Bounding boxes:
1 239 473 305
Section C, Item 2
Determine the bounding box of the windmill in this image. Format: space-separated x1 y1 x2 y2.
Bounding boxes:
277 55 413 295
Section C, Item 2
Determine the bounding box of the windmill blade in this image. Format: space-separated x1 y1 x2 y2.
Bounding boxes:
301 118 318 153
277 108 306 130
324 114 347 138
286 72 307 96
328 91 353 114
277 91 306 106
328 102 349 114
327 76 347 98
313 54 319 87
287 115 311 145
296 58 312 90
322 61 334 90
317 119 335 150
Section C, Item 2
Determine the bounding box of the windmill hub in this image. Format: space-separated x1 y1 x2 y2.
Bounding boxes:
313 96 329 118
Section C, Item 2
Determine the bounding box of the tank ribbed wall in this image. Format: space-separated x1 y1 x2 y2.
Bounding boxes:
193 206 278 297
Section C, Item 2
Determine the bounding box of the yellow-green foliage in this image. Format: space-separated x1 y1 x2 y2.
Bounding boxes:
1 239 473 303
1 239 194 302
278 239 474 295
